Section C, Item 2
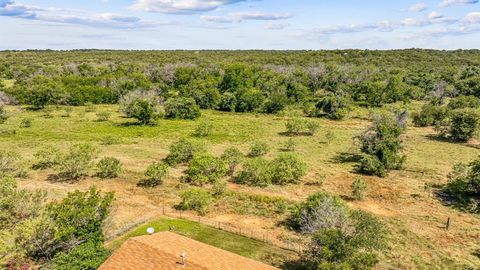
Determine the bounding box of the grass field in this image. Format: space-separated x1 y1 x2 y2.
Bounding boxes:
1 104 479 269
106 216 297 267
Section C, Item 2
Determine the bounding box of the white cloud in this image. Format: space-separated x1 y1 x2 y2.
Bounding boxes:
466 12 480 23
408 3 428 12
131 0 247 14
439 0 479 8
0 0 167 29
264 23 289 30
428 11 443 19
201 11 292 23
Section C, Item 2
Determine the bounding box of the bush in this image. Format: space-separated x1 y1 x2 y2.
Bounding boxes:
447 95 480 110
139 162 169 187
236 158 272 187
165 139 204 166
0 150 25 177
221 147 243 175
438 109 480 142
351 177 367 200
443 158 480 213
288 192 349 233
62 107 73 117
96 111 111 122
270 153 307 185
212 179 227 197
357 113 406 177
99 136 120 145
50 242 110 270
192 121 213 137
0 105 8 124
164 97 201 120
178 188 213 215
20 118 32 128
282 138 296 152
248 141 269 157
57 144 97 180
96 157 122 179
316 92 351 120
412 103 446 127
33 146 61 169
84 102 96 112
285 117 319 136
119 90 160 125
184 154 227 186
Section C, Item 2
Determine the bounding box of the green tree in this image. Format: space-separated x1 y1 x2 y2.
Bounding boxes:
57 144 97 180
438 109 480 142
50 242 110 270
270 153 307 185
184 154 227 186
165 139 204 166
221 147 243 175
178 188 213 216
164 97 201 120
96 157 122 179
139 162 169 187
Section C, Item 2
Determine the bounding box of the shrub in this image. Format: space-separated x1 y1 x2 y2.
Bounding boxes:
99 136 120 145
438 109 480 142
236 158 272 187
357 113 406 177
221 147 243 175
412 103 446 127
316 92 351 120
285 117 319 136
84 102 96 112
119 90 160 125
20 118 32 128
164 97 201 120
178 188 213 215
212 179 227 197
96 111 111 122
165 139 204 166
139 162 169 187
447 95 480 110
33 146 61 169
0 105 7 124
0 150 25 177
248 141 269 157
50 242 110 270
96 157 122 179
288 192 349 233
57 144 97 180
282 138 296 152
192 121 213 137
270 153 307 185
184 154 227 186
443 158 480 213
351 177 367 200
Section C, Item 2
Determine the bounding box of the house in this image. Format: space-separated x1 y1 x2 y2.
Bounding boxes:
99 231 280 270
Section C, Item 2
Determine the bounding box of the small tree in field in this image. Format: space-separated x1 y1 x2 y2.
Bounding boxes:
139 162 169 187
248 141 269 157
221 147 243 175
164 97 201 120
437 109 480 142
351 177 367 200
165 139 204 166
443 157 480 213
270 153 307 185
236 158 272 187
178 188 213 215
96 157 122 179
316 92 351 120
357 113 406 177
119 90 160 125
183 154 227 186
57 144 97 180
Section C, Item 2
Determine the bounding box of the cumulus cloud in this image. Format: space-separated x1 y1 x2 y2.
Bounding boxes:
131 0 247 14
439 0 479 8
428 11 443 19
466 12 480 23
201 11 292 23
408 3 428 12
0 0 167 29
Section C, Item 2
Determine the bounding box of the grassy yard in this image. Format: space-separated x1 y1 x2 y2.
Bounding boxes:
106 216 297 268
1 104 479 269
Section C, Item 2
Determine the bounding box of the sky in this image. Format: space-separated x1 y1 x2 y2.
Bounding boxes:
0 0 479 50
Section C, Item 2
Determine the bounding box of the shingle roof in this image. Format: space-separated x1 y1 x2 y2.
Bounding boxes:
100 232 280 270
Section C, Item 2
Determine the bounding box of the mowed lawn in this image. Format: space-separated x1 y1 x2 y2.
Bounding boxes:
1 104 479 269
106 216 297 268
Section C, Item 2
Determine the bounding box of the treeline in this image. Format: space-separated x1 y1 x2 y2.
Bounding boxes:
1 50 480 115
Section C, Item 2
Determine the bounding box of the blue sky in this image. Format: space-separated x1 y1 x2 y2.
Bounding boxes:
0 0 479 50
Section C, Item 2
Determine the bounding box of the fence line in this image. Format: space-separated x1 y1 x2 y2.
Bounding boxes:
159 205 305 253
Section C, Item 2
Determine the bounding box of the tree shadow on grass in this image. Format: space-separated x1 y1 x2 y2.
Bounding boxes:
435 189 479 214
331 152 363 164
46 173 80 184
277 132 314 137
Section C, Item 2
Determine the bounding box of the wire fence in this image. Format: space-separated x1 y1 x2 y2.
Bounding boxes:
159 206 305 254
